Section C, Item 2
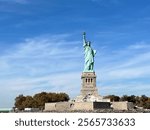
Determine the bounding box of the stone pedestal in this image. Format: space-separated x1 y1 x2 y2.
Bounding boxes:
75 72 109 102
80 72 98 96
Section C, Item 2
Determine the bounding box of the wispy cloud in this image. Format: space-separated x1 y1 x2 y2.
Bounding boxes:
102 49 150 74
100 83 150 96
96 41 150 96
0 35 82 79
91 0 121 6
0 0 30 14
128 41 150 49
0 33 150 107
0 0 28 4
0 34 83 107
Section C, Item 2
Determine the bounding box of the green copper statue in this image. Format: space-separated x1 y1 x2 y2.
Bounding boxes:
83 32 96 72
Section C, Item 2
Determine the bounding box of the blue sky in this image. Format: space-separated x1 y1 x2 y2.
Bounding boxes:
0 0 150 108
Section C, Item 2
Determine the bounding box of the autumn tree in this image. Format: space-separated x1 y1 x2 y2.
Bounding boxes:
15 94 26 110
33 92 50 110
22 96 38 108
120 95 128 101
139 95 148 107
144 98 150 109
105 95 150 109
14 92 70 110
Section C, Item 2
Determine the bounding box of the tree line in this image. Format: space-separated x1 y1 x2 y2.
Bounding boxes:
104 95 150 109
14 92 70 110
14 92 150 110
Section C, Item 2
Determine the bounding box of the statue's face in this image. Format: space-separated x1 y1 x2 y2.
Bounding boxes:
87 41 91 46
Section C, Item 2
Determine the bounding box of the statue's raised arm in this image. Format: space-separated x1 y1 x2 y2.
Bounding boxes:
83 32 87 46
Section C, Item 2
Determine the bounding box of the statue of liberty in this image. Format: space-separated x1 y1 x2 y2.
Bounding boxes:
83 32 96 72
